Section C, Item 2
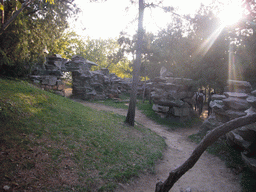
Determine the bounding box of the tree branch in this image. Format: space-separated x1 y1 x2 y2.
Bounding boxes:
155 111 256 192
0 0 33 35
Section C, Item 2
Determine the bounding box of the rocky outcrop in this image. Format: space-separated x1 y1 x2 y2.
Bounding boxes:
29 54 67 96
200 80 256 172
30 55 132 99
148 75 195 122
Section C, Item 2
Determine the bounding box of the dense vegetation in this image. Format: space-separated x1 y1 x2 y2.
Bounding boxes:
1 1 256 91
0 78 166 191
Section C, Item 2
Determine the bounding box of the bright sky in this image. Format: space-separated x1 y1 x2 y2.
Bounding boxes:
70 0 243 39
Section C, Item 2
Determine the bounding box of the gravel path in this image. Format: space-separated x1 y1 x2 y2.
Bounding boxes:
73 99 241 192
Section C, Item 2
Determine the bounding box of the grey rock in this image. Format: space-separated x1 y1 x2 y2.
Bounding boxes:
152 104 169 113
199 114 223 134
225 80 252 93
251 90 256 96
222 97 250 111
210 100 225 110
247 96 256 109
171 107 191 117
225 110 247 119
241 153 256 173
211 94 227 100
224 92 248 99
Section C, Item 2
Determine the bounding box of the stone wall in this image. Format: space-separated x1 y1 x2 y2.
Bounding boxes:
147 76 195 121
29 55 131 99
65 55 131 100
200 80 256 173
29 54 66 96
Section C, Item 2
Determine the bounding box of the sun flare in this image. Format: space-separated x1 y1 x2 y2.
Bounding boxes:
218 1 244 26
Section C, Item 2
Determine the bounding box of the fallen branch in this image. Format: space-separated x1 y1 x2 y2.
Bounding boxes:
155 110 256 192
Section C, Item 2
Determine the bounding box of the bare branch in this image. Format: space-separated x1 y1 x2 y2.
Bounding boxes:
0 0 33 35
155 111 256 192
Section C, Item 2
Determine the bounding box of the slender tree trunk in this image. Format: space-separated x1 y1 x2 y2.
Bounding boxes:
155 111 256 192
125 0 144 126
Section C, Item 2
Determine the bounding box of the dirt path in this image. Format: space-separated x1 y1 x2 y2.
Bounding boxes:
72 99 241 192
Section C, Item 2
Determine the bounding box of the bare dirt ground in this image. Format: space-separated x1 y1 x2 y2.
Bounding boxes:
71 98 242 192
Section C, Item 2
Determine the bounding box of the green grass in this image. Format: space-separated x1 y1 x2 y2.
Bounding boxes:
91 93 130 109
91 94 201 130
0 78 166 192
188 133 256 192
138 99 202 130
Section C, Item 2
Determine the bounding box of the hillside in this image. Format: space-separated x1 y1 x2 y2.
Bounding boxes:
0 78 165 192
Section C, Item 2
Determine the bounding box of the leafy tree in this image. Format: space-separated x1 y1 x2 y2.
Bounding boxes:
0 0 79 76
235 0 256 88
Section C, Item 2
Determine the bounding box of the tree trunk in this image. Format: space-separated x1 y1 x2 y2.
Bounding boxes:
155 111 256 192
125 0 144 126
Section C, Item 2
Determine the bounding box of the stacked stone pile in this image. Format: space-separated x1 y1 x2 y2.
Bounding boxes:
30 55 132 99
66 56 131 100
30 54 66 96
148 76 195 121
200 80 256 172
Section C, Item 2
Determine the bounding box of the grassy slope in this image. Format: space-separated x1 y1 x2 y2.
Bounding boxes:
0 78 166 192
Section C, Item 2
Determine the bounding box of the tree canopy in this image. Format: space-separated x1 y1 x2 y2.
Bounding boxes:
0 0 79 76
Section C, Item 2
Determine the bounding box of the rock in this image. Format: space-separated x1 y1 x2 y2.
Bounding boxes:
225 80 252 93
251 90 256 96
226 131 252 151
152 104 169 113
160 66 173 78
222 97 250 111
199 113 223 134
241 152 256 173
247 96 256 109
214 109 230 122
225 110 247 119
245 107 256 115
171 107 191 117
211 94 227 100
210 100 225 110
154 99 185 108
226 122 256 155
224 92 249 99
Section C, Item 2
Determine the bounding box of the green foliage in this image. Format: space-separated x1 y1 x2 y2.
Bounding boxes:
137 100 199 129
0 0 79 77
0 78 165 191
55 33 133 78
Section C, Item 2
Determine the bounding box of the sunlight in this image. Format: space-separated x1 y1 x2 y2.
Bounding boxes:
194 25 224 57
217 1 244 26
228 43 237 81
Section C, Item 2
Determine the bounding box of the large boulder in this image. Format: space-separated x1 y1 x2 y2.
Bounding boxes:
247 96 256 109
241 153 256 173
199 113 223 134
222 97 250 111
226 123 256 156
225 80 252 93
211 94 227 100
